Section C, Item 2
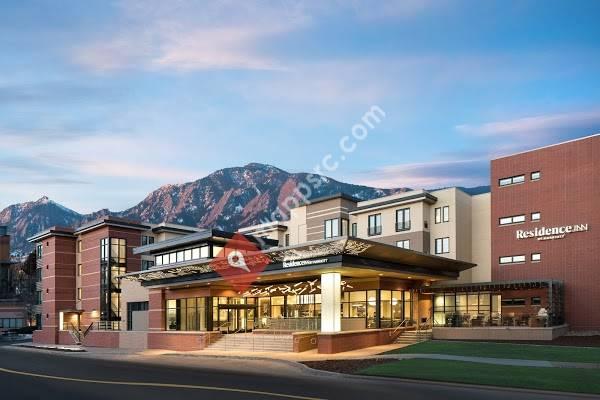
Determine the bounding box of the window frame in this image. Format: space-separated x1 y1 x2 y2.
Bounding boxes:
499 214 526 225
324 218 341 239
435 206 450 224
396 240 410 250
531 171 541 181
367 214 382 236
434 237 450 254
499 255 526 265
395 208 411 231
499 174 525 187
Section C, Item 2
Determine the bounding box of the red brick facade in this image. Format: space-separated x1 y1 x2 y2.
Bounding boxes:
37 235 77 344
491 135 600 331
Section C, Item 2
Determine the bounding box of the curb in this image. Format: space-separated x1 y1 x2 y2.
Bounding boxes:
13 343 86 353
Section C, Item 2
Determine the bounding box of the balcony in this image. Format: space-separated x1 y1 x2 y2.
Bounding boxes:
368 226 382 236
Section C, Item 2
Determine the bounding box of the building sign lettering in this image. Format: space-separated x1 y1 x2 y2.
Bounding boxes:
516 224 589 241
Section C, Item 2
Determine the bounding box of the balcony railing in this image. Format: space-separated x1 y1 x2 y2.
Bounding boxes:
368 226 382 236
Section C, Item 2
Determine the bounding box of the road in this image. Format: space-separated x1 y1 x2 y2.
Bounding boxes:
0 344 589 400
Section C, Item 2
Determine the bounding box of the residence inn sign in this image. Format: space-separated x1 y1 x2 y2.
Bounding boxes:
516 224 589 241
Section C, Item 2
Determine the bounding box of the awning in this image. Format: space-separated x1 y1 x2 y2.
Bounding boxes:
121 237 476 287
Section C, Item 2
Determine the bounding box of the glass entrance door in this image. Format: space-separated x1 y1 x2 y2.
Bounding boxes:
223 307 256 333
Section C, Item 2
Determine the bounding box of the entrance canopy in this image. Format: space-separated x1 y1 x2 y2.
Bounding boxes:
122 237 475 288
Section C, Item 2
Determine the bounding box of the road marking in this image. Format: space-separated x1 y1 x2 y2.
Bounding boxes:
0 366 325 400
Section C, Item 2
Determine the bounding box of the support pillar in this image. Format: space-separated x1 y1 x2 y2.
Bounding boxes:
320 272 341 333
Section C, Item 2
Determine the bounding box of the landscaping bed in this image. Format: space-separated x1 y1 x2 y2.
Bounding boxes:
302 358 394 374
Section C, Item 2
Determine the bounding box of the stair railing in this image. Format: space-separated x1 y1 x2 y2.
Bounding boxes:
389 318 409 338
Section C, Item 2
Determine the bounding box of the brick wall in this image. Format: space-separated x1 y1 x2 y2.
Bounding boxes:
491 135 600 331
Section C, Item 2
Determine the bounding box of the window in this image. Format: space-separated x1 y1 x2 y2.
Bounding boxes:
100 238 126 323
77 287 82 301
155 245 212 266
368 214 382 236
499 255 526 264
396 208 411 231
351 223 357 238
324 218 340 239
531 212 541 221
531 253 541 262
434 237 449 254
127 301 149 331
502 298 526 306
531 297 541 305
77 264 82 276
435 206 450 224
396 240 410 249
499 214 526 225
531 171 541 181
77 240 82 253
35 291 42 305
141 260 155 271
166 297 208 331
36 244 43 259
499 174 525 187
284 234 290 247
141 236 155 246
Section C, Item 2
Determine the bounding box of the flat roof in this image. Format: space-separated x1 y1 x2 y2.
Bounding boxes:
74 216 150 234
424 279 563 293
134 229 278 255
350 191 437 214
27 226 75 242
492 132 599 161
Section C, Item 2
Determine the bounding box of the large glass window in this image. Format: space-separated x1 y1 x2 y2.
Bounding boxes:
166 297 207 331
433 292 498 327
100 238 126 324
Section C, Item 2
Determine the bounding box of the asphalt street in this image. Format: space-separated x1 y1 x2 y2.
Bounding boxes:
0 343 591 400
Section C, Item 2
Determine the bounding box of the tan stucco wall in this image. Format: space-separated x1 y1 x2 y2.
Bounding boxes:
120 279 150 331
287 206 307 245
470 193 491 282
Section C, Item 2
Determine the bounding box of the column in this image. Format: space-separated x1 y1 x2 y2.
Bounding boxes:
320 272 341 333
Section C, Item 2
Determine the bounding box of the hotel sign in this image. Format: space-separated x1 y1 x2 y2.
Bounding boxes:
283 258 329 268
516 224 589 241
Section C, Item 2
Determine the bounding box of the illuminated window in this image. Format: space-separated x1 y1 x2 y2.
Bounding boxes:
531 253 541 262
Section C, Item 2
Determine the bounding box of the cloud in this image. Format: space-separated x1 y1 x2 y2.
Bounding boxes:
456 109 600 138
72 0 309 72
351 158 490 189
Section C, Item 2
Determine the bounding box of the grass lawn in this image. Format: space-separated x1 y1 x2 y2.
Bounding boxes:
361 359 600 395
386 340 600 363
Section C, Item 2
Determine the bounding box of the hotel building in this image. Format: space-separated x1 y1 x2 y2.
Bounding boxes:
28 134 599 352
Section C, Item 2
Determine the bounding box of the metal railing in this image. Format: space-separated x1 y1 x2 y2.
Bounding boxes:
389 318 410 338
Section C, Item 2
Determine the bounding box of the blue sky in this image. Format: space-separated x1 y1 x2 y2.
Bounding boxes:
1 0 600 213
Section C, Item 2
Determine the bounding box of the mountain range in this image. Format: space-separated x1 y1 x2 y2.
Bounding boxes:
0 162 489 256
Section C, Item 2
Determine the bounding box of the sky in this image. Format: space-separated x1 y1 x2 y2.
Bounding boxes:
1 0 600 213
